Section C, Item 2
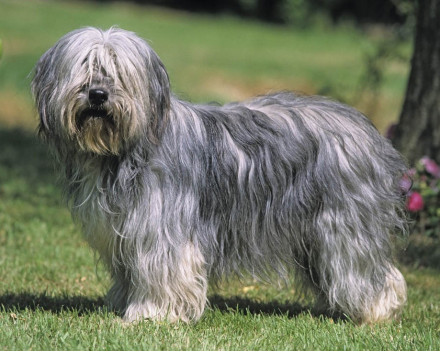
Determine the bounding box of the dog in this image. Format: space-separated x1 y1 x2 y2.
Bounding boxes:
32 27 407 324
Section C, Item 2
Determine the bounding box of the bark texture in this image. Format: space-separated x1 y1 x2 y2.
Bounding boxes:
393 0 440 165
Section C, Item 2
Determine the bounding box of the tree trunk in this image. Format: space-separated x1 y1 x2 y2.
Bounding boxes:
393 0 440 165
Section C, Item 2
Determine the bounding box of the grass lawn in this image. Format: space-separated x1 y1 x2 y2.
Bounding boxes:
0 0 439 350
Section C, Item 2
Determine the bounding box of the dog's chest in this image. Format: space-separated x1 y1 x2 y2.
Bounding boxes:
70 173 126 254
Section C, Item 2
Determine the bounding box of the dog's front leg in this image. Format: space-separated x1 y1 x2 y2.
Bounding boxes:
118 241 208 323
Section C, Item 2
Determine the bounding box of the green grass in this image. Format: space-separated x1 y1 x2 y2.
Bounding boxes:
0 0 439 350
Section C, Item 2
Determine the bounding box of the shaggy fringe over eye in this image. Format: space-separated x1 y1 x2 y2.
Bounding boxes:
32 27 407 324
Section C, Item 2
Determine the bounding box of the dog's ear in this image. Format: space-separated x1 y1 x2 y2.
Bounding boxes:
146 51 171 144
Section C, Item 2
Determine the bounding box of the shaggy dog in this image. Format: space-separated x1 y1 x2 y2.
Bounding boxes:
32 27 407 324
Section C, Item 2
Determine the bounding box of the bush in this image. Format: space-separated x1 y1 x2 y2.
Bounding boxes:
403 157 440 238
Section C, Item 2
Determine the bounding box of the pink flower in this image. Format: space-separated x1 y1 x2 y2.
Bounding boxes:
406 191 424 212
421 157 440 178
399 174 412 193
406 168 416 177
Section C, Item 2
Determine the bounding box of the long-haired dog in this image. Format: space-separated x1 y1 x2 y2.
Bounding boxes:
32 27 407 324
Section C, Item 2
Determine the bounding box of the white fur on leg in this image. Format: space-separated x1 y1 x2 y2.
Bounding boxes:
361 266 407 324
123 242 208 322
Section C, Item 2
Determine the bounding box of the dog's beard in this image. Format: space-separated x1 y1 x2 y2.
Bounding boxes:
74 103 121 155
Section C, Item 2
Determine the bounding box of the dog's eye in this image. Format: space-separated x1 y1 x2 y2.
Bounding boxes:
103 77 113 86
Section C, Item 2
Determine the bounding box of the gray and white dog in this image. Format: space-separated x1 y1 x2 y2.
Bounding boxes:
32 27 407 324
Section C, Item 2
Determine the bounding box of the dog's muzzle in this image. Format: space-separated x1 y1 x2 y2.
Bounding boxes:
76 87 114 130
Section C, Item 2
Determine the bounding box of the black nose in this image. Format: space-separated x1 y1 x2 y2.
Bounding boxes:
88 88 109 105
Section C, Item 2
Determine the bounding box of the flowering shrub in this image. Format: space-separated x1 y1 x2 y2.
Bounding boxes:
404 157 440 238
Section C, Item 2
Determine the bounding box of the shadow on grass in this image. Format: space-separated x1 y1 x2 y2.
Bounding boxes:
0 291 342 321
208 294 345 322
0 292 105 316
0 126 56 186
210 294 306 317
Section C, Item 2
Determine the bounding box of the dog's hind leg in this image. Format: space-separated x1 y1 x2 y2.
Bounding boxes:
309 206 406 324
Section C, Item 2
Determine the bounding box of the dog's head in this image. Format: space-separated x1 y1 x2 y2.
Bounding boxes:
32 27 170 155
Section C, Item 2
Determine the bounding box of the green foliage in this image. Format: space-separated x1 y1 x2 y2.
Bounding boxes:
354 35 410 117
283 0 314 27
